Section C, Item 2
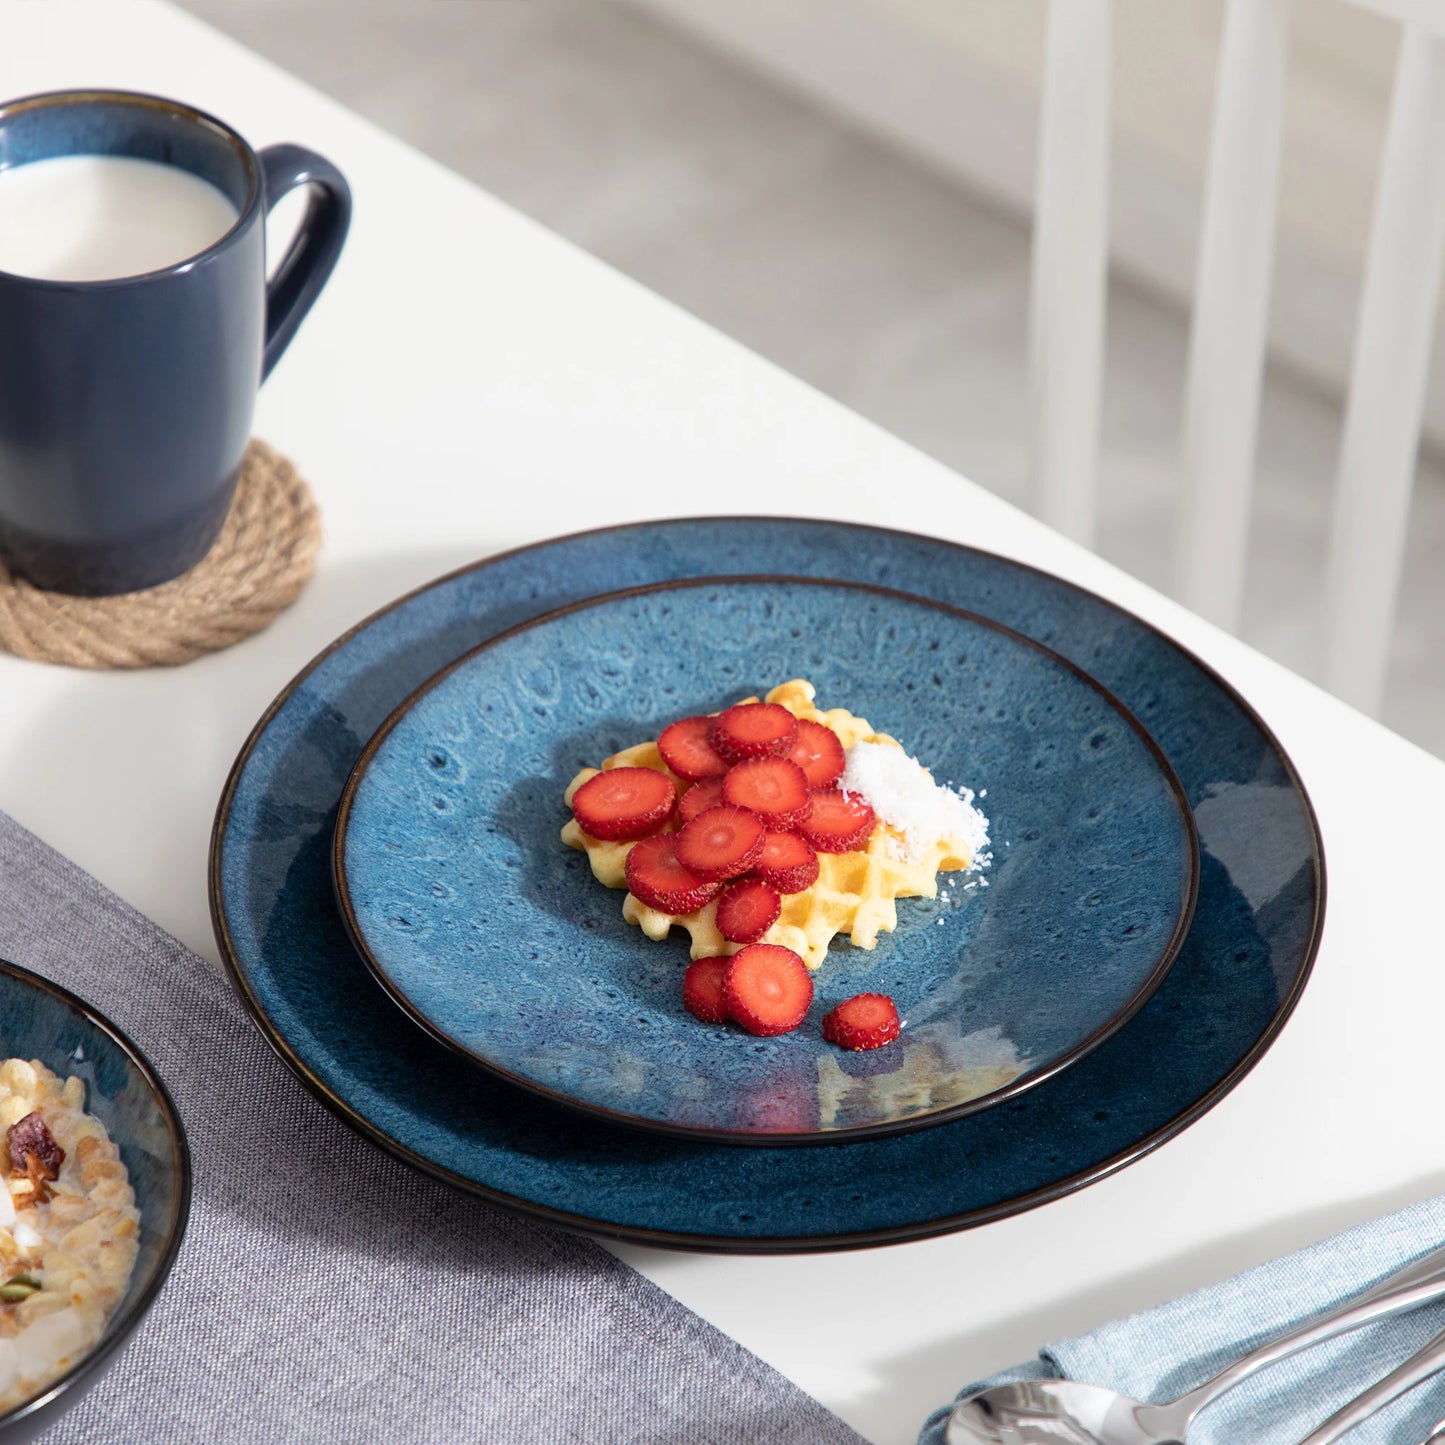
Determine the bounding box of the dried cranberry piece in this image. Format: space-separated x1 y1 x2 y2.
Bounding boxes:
7 1111 64 1180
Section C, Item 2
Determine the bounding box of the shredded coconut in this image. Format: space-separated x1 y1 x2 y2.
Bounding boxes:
841 740 991 867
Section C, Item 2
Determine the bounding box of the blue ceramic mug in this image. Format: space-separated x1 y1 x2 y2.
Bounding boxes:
0 90 351 595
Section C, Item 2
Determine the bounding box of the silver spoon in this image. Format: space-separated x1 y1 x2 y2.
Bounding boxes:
1295 1324 1445 1445
946 1240 1445 1445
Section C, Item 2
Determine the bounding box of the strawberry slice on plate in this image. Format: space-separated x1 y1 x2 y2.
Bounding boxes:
798 788 876 854
677 775 727 824
709 702 798 763
682 956 730 1024
754 830 820 894
722 756 812 830
714 877 782 944
822 993 901 1050
658 715 729 781
571 766 675 841
624 834 718 914
674 806 766 881
785 718 846 788
722 943 813 1037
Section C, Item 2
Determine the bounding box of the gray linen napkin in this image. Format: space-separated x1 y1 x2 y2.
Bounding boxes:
0 809 865 1445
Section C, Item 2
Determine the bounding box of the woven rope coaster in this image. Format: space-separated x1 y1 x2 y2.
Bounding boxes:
0 440 320 669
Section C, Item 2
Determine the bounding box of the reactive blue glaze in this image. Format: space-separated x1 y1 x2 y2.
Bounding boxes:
211 520 1324 1249
0 960 190 1443
0 91 349 594
335 578 1197 1142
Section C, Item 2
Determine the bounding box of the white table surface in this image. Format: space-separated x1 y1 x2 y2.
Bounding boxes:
5 6 1445 1443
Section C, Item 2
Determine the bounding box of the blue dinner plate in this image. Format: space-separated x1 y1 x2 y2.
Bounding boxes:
333 576 1197 1144
209 518 1324 1252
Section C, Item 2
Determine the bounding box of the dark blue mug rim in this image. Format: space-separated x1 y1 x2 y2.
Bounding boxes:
0 955 193 1433
0 88 264 290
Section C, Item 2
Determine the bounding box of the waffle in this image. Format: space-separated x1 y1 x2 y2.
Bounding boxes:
561 679 982 970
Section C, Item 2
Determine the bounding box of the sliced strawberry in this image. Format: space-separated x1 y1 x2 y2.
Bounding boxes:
624 834 719 914
709 702 798 763
657 715 729 782
822 993 901 1050
571 766 675 841
682 956 730 1024
722 943 813 1037
798 788 876 854
755 830 820 894
677 774 727 825
722 756 812 830
714 878 782 944
785 718 847 788
673 806 765 882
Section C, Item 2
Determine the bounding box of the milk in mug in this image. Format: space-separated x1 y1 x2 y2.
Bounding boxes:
0 88 350 593
0 154 240 282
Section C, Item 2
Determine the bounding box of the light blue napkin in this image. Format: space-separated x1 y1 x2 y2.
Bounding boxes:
921 1196 1445 1443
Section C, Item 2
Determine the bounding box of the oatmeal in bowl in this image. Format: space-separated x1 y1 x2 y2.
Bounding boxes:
0 960 189 1444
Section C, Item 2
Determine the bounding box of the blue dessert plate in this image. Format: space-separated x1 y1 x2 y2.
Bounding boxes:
332 576 1198 1144
209 518 1324 1252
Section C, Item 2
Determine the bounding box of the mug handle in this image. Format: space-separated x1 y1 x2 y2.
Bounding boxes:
258 143 352 381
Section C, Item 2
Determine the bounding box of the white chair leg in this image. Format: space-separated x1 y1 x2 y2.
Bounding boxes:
1324 24 1445 717
1177 0 1289 634
1029 0 1111 548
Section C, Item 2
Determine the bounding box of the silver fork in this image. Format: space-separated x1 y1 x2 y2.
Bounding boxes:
1293 1326 1445 1444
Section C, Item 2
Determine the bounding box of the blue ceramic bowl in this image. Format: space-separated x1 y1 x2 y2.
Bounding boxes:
333 576 1197 1143
0 959 190 1444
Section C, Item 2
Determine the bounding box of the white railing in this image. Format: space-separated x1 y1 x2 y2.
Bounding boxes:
1031 0 1445 716
1030 0 1110 550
